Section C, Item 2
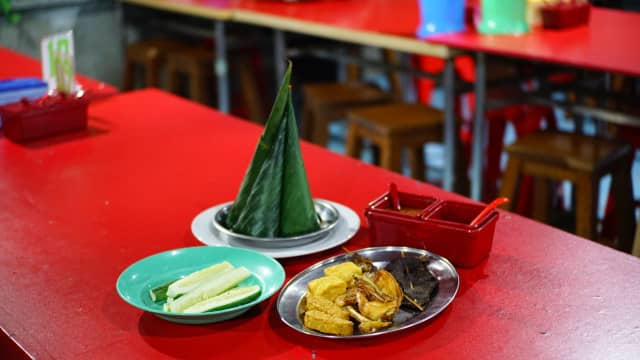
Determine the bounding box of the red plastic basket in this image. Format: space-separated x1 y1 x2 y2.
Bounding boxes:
0 93 88 142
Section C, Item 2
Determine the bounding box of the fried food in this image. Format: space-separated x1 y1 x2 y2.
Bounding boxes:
305 294 350 320
302 256 405 336
386 256 438 311
355 270 403 321
323 261 362 284
304 310 354 336
307 275 347 301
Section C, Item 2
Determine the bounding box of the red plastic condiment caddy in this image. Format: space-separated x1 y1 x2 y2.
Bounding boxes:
540 1 591 29
0 92 88 142
365 189 500 268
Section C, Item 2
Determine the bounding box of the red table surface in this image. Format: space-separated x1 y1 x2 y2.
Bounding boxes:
1 89 639 359
0 46 118 96
430 7 640 76
234 0 420 36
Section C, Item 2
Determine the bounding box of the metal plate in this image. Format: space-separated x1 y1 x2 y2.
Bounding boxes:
276 246 459 339
212 199 339 248
191 200 360 259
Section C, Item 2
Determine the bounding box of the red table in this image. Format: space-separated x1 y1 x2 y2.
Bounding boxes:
1 89 639 359
0 46 118 97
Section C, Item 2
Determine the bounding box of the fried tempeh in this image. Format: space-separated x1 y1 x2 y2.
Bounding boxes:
305 294 350 320
304 310 354 336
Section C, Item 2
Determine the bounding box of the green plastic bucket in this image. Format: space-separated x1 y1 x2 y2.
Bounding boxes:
478 0 529 34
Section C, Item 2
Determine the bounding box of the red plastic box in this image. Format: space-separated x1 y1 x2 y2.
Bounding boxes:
0 93 88 142
365 190 500 268
541 2 591 29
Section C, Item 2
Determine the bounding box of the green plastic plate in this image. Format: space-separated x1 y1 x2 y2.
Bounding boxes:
116 246 285 324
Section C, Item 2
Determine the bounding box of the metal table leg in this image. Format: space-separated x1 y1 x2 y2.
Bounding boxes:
443 58 456 192
214 20 229 113
274 29 286 82
471 52 486 201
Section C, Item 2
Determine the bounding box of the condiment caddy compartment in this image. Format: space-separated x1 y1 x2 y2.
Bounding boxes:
0 92 88 142
364 189 500 268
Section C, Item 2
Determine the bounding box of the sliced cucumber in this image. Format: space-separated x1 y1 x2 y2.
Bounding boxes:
166 266 251 313
183 285 261 314
149 280 174 302
166 261 233 299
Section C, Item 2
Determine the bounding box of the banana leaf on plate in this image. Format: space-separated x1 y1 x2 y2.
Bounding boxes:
224 63 320 238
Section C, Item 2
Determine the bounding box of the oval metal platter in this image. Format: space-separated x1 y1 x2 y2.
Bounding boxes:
276 246 459 339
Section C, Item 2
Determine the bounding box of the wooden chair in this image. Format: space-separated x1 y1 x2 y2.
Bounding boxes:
122 39 185 90
345 103 444 181
165 46 263 123
301 49 402 146
498 131 636 253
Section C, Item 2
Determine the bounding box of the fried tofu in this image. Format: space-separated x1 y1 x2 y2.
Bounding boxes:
307 275 346 301
305 294 350 320
323 261 362 284
304 310 354 336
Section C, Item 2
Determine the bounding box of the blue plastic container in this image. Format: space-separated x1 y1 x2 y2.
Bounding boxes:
416 0 466 38
0 78 48 128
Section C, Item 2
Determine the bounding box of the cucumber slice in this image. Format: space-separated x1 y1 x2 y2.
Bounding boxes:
183 285 261 314
149 280 174 302
166 261 233 298
167 266 251 313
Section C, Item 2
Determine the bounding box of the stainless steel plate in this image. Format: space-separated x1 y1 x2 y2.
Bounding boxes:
277 246 459 339
211 199 340 248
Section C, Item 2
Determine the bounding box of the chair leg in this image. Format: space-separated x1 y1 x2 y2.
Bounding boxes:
611 158 636 253
237 59 263 123
409 145 425 181
574 175 598 241
498 156 523 211
633 223 640 257
532 177 551 223
300 101 314 141
122 61 135 90
166 62 180 95
144 59 160 88
380 138 403 174
189 67 207 104
311 109 331 146
345 122 363 159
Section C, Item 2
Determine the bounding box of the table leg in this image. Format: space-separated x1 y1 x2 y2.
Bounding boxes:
443 58 456 192
471 52 486 201
274 29 286 83
214 20 229 113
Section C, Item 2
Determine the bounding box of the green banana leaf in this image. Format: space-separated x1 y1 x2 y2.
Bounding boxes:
224 63 320 237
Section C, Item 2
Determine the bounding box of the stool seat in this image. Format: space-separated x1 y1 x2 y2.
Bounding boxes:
346 103 444 181
499 131 635 253
304 82 392 108
505 131 630 172
348 103 444 135
301 82 392 146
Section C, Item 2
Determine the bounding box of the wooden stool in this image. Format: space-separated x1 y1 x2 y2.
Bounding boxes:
499 131 636 253
345 103 443 180
165 46 263 123
122 39 185 90
166 47 214 105
301 50 402 147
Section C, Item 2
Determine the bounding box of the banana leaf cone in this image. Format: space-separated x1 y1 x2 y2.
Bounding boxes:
224 63 320 238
